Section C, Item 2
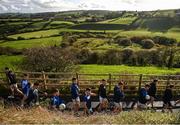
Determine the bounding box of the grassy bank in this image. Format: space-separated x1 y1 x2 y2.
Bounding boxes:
0 107 179 124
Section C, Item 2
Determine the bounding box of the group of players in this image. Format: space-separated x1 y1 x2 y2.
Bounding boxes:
4 67 180 116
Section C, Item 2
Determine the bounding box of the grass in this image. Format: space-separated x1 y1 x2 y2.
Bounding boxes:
9 29 61 39
0 36 62 49
117 30 180 42
0 107 179 124
0 56 179 75
0 55 23 71
99 17 137 24
79 65 180 75
70 23 127 30
50 21 74 25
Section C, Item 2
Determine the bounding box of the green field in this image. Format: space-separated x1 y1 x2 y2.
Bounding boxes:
117 30 180 42
9 29 61 39
79 65 180 74
0 55 179 75
99 17 137 24
0 36 62 49
0 55 24 71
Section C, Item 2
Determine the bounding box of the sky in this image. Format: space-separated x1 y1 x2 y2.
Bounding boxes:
0 0 180 13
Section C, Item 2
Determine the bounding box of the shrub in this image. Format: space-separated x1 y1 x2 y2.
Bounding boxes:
141 39 155 49
121 48 136 65
116 38 132 46
104 49 123 65
130 36 150 45
17 36 26 40
77 48 92 64
0 47 22 55
22 47 78 72
153 36 177 46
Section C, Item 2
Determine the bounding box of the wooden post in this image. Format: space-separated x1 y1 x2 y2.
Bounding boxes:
76 72 79 80
76 72 79 86
42 71 47 90
166 75 170 87
108 73 112 94
138 74 143 92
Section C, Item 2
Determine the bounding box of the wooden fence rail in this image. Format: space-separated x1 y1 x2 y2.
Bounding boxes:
0 71 180 94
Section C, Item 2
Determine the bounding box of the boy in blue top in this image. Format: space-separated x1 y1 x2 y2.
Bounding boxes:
70 78 80 115
137 84 150 110
113 81 125 113
21 74 31 107
162 84 174 113
98 79 108 112
83 88 96 116
50 89 65 111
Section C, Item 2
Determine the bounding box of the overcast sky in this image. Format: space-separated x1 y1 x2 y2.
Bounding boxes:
0 0 180 13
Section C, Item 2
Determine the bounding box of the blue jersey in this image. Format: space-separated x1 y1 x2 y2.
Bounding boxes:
113 85 124 103
21 79 30 96
83 95 91 109
139 88 148 104
51 96 63 107
71 83 79 99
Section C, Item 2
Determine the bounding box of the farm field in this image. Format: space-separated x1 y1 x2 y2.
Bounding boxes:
0 55 23 71
9 29 61 39
0 36 62 49
79 65 180 75
0 55 179 75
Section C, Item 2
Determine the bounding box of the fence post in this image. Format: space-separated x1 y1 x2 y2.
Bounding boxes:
138 74 143 92
108 73 112 94
42 71 47 90
76 72 79 80
166 75 170 87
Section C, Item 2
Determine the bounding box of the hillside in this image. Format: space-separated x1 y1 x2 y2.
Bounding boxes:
0 9 180 73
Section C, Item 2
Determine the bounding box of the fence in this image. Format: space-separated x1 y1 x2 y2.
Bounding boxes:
0 71 180 97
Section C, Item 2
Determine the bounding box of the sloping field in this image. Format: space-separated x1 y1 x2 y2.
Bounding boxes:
0 36 62 49
9 29 61 39
70 23 127 30
99 17 137 24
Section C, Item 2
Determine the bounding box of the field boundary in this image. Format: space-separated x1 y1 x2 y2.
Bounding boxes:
0 71 180 94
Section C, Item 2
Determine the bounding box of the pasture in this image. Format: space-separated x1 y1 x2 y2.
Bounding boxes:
0 36 62 49
9 29 61 39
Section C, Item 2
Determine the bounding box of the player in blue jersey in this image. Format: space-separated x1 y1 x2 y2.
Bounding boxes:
83 88 96 116
137 84 150 110
113 81 125 113
50 89 65 111
70 78 80 115
21 74 31 107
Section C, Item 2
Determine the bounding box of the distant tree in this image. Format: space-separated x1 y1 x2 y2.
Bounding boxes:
116 38 132 46
141 39 155 49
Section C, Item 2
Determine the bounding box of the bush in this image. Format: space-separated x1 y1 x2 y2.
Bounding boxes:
153 36 177 46
104 49 123 65
17 36 26 40
0 47 22 55
121 48 136 65
115 38 132 46
141 39 155 49
22 47 78 72
77 48 92 64
130 36 150 45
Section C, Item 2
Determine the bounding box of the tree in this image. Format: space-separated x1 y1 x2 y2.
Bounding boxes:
141 39 155 49
22 47 78 72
